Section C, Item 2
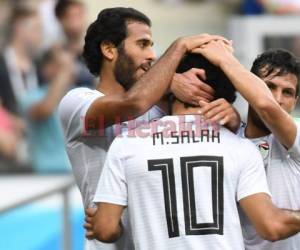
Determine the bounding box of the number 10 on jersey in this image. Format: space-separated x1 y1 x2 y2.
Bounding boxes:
148 156 224 238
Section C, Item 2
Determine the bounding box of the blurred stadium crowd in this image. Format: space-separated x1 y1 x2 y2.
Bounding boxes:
0 0 95 174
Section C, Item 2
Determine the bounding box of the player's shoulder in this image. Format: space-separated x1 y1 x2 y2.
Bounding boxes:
63 87 103 101
236 136 261 160
58 87 104 129
221 125 258 153
59 87 103 114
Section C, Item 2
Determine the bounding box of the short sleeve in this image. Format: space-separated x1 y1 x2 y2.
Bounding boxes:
93 137 128 206
58 87 103 142
237 140 271 201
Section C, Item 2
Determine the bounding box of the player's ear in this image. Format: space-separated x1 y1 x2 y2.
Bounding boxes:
100 41 117 61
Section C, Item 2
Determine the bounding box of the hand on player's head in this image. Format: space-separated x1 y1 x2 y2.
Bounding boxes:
192 40 235 67
178 33 231 53
198 98 240 130
171 68 215 106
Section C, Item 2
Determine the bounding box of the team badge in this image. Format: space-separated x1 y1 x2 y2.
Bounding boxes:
258 140 269 161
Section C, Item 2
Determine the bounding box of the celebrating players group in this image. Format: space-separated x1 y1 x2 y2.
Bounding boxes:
59 7 300 250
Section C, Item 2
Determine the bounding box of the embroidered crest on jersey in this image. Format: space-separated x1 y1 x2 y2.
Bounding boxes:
258 140 269 161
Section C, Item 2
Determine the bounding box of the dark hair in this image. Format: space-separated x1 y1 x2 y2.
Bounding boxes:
176 53 236 103
82 7 151 76
251 49 300 96
55 0 84 19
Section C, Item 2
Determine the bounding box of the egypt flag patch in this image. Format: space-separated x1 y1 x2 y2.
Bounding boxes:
258 140 269 161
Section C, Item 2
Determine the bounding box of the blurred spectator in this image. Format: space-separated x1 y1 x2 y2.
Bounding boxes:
39 0 64 50
55 0 95 88
242 0 265 14
0 6 43 115
0 102 27 172
0 104 20 159
258 0 300 15
20 46 74 173
258 0 300 14
243 0 300 14
0 1 11 50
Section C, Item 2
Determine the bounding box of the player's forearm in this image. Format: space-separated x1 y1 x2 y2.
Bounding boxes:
94 221 123 243
124 39 186 114
275 209 300 240
254 208 300 242
220 57 274 110
262 209 300 242
220 57 296 147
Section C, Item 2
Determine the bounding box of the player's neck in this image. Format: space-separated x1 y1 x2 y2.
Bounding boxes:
172 101 201 116
96 68 125 95
245 115 271 138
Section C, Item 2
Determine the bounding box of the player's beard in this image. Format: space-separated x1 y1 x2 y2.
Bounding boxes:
249 107 270 134
114 46 139 91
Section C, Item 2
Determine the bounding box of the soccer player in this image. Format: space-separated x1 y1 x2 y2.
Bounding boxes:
195 43 300 249
58 7 229 250
92 53 300 249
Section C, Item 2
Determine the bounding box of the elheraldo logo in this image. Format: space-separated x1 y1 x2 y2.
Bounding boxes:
81 115 221 138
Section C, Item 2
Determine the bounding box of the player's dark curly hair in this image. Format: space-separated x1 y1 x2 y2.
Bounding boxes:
176 53 236 104
251 49 300 96
82 7 151 76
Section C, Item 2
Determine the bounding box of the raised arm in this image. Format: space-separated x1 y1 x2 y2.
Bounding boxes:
85 34 229 129
240 193 300 241
194 41 297 148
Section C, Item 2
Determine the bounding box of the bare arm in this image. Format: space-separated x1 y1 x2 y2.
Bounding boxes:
85 34 229 129
93 203 125 243
194 41 297 148
240 193 300 241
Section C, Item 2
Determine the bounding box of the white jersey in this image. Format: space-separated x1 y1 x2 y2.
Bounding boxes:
94 115 270 250
238 122 300 250
58 87 165 250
